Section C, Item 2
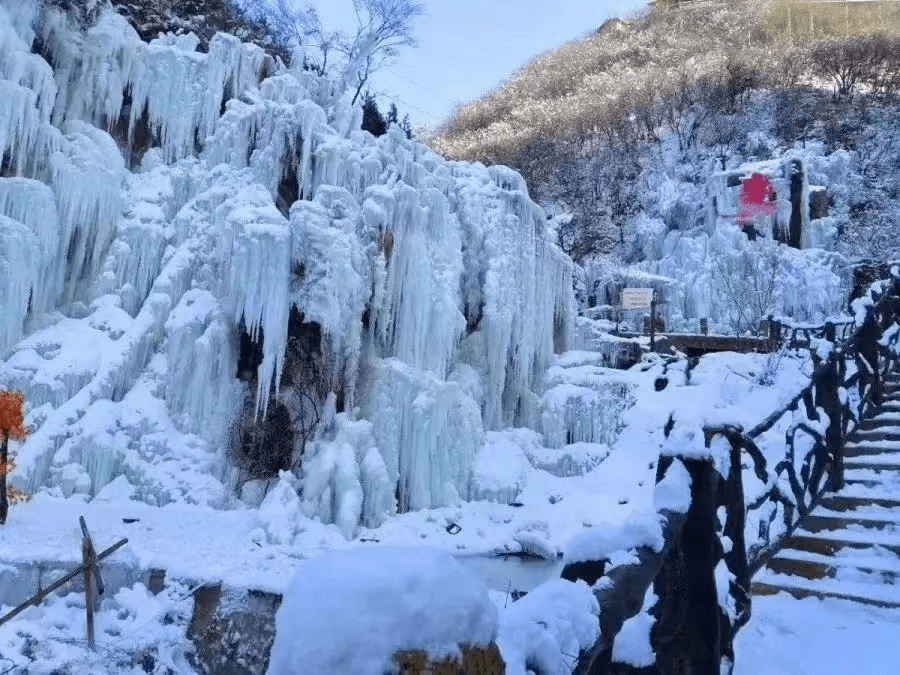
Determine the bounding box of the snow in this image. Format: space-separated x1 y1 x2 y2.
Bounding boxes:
0 578 197 675
496 578 599 675
735 595 900 675
266 547 498 675
611 587 658 668
563 514 665 566
653 457 692 513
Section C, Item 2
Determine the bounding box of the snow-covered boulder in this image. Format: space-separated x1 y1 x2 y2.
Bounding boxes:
497 578 599 675
267 548 499 675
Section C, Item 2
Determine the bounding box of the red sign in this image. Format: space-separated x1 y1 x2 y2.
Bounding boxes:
737 172 777 225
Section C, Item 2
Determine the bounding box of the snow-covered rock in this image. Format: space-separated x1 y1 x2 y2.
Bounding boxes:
267 547 498 675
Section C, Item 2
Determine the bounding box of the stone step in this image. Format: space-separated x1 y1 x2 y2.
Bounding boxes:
842 467 900 491
843 441 900 457
819 495 900 512
779 534 900 557
766 545 900 572
844 477 884 489
765 555 900 583
847 430 900 444
801 514 900 533
858 415 900 430
845 454 900 468
813 505 900 525
842 463 900 477
751 579 900 608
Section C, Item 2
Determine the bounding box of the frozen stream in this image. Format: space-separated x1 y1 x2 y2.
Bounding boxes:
453 554 564 593
0 553 564 613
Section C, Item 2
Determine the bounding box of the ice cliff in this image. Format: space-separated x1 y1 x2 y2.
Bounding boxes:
0 1 575 537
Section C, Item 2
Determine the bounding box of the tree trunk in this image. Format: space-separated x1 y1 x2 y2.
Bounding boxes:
1 428 8 525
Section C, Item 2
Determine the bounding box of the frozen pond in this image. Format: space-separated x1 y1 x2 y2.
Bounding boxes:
454 554 564 592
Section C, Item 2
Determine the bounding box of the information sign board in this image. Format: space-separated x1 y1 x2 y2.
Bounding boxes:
622 288 654 309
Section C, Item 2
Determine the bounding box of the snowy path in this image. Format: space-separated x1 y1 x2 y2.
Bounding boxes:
734 594 900 675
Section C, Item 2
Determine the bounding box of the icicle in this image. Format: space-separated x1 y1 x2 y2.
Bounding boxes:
363 359 484 513
0 81 56 176
216 182 291 417
0 214 39 353
0 178 60 316
50 120 124 306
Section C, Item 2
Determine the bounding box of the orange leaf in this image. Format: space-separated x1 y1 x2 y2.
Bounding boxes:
0 390 28 438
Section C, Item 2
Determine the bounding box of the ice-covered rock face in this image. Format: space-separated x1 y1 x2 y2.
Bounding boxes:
0 2 574 535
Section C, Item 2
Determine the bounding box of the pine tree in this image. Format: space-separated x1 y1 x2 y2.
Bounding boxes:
361 91 388 137
386 102 400 127
400 113 413 139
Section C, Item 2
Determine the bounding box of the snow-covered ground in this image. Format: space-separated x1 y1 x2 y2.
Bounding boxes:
0 345 817 672
735 594 900 675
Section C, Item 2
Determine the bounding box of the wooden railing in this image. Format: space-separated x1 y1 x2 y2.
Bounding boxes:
574 267 900 675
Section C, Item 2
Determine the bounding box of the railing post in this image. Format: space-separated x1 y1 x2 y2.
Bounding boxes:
767 314 777 350
713 430 751 670
858 310 883 409
652 454 722 675
818 323 845 491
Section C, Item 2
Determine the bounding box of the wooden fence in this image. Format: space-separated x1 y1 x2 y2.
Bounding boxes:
573 266 900 674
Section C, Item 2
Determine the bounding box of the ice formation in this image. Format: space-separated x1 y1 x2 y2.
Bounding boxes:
587 151 848 334
0 1 576 536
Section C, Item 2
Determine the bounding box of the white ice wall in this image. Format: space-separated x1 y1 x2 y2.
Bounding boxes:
0 1 574 537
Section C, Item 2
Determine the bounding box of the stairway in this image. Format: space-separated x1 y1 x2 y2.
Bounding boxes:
751 379 900 608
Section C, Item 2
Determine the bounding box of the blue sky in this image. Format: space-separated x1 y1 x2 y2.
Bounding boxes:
309 0 650 129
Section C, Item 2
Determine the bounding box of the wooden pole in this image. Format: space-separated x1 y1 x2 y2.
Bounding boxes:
0 428 8 526
650 295 657 351
82 537 95 648
79 516 105 596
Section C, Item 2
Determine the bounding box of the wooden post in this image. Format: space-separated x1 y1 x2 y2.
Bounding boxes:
0 428 8 526
79 516 104 596
82 537 95 648
650 294 657 351
652 456 721 675
819 322 845 492
858 311 882 409
716 431 751 666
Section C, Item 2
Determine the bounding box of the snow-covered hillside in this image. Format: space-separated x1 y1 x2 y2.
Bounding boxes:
0 0 575 539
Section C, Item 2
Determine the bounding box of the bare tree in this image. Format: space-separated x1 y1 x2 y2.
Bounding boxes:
298 0 424 104
810 36 875 99
713 240 782 335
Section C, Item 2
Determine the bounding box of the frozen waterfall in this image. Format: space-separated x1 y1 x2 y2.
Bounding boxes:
0 0 576 538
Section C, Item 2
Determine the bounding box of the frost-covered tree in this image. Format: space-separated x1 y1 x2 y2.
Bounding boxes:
713 240 782 336
298 0 424 104
810 35 875 99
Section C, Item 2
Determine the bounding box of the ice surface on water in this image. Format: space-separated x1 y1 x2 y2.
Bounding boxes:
0 1 576 536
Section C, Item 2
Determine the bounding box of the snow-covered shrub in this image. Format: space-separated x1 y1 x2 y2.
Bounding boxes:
496 578 599 675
